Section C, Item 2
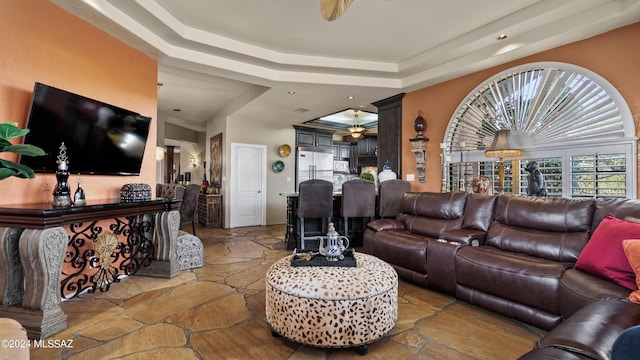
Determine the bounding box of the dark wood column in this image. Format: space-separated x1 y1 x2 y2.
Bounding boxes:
373 93 405 177
165 146 175 184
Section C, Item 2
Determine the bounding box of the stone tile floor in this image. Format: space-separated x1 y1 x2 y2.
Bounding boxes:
31 224 544 360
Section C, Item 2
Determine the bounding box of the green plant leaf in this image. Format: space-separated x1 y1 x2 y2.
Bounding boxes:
4 144 46 156
0 138 12 152
0 168 18 181
359 172 375 182
0 122 29 140
0 159 35 179
0 123 45 181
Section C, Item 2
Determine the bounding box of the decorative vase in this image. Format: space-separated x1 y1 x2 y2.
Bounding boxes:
201 161 209 194
414 111 426 138
73 174 86 206
378 160 397 183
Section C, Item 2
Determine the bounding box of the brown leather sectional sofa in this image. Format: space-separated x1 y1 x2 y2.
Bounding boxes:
363 192 640 359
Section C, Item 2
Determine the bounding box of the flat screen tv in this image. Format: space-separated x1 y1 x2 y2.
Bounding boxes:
20 82 152 176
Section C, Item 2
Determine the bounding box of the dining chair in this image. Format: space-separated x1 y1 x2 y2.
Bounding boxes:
297 179 334 249
180 184 200 235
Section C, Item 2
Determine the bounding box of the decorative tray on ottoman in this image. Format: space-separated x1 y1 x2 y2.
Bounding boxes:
291 249 357 267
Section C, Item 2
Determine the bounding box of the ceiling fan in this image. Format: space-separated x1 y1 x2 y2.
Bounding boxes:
320 0 353 21
321 0 403 22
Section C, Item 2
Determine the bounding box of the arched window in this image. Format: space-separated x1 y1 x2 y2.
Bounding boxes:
442 62 636 199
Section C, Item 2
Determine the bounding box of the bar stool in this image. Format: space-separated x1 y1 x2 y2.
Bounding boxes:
378 179 411 218
297 179 334 249
341 179 376 239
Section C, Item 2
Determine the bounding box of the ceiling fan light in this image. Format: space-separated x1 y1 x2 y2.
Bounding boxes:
348 125 365 133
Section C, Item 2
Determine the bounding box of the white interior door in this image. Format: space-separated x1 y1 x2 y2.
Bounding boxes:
230 143 266 228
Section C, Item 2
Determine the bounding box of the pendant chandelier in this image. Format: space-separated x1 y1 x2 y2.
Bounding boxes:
348 110 365 139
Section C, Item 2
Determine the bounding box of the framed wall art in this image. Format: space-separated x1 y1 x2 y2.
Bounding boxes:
210 133 222 189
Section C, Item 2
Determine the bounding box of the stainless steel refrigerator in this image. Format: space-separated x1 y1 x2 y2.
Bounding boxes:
296 149 334 190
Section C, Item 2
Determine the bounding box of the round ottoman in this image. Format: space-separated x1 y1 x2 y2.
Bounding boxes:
265 252 397 354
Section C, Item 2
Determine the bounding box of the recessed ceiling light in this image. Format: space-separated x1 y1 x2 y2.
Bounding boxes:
347 96 355 100
496 34 508 41
288 91 295 95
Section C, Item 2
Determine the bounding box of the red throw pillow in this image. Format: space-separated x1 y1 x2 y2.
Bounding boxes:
575 214 639 290
622 240 640 303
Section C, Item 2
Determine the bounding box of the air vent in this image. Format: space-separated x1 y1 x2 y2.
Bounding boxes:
293 108 310 113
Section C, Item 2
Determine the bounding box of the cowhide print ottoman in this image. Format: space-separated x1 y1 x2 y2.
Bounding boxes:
265 252 398 355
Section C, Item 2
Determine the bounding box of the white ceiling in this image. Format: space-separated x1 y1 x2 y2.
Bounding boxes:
53 0 640 136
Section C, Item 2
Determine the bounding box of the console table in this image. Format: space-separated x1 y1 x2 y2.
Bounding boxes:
0 198 180 339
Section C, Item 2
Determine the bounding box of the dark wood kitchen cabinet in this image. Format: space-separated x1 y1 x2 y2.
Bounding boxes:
333 141 352 159
295 127 333 150
357 136 377 156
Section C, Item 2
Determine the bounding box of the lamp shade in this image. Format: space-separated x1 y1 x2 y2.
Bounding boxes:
484 130 522 158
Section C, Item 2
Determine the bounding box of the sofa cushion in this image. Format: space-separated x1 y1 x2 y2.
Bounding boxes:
487 195 593 262
575 214 639 290
456 245 573 314
559 268 631 318
462 193 497 231
366 219 405 232
535 299 640 360
399 192 467 219
591 198 640 234
493 195 594 233
394 192 467 238
365 229 430 274
486 222 589 262
397 213 463 238
622 240 640 303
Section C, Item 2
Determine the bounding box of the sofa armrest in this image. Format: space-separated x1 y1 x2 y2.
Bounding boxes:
367 219 405 232
440 228 486 246
536 299 640 360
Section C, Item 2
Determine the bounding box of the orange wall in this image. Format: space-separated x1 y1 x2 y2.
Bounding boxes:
403 22 640 193
0 0 157 205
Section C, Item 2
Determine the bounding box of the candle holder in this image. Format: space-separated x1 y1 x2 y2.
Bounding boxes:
52 142 72 208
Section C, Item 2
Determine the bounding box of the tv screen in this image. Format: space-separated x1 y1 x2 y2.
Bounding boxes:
20 82 152 176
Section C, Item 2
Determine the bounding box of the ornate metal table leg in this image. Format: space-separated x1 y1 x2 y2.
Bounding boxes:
2 227 68 339
135 210 180 278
